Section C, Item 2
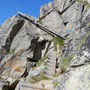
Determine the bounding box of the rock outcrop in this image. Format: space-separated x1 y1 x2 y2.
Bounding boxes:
56 34 90 90
0 15 24 60
0 13 50 89
0 0 90 90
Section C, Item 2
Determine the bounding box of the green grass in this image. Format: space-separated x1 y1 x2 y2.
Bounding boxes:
53 81 59 88
31 55 48 73
76 0 90 7
36 55 48 67
53 37 65 53
53 72 61 77
29 73 49 84
59 55 74 74
8 49 15 54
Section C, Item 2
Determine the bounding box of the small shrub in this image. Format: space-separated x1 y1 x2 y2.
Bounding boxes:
53 37 64 54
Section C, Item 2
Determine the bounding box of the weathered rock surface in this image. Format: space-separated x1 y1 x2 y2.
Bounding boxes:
56 34 90 90
0 15 50 85
0 15 24 60
0 80 9 90
26 64 45 81
0 0 90 90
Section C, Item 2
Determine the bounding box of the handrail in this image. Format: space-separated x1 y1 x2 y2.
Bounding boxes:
18 12 66 40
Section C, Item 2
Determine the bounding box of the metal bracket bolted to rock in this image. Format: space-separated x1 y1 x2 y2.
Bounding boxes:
44 51 56 77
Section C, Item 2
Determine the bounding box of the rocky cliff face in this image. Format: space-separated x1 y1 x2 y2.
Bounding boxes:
0 0 90 90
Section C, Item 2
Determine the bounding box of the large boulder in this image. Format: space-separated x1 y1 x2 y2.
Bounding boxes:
0 14 52 85
0 15 24 60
